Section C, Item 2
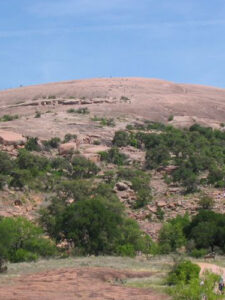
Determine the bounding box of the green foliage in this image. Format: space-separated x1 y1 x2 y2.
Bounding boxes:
167 260 200 285
100 147 128 166
120 96 130 102
42 137 61 149
92 116 115 127
67 107 89 114
0 216 56 263
25 137 41 152
112 123 225 192
0 114 19 122
198 194 215 210
11 249 38 263
158 215 189 253
116 244 135 257
23 237 57 257
118 168 152 208
48 95 56 99
156 207 165 221
71 156 99 178
40 183 150 256
0 151 14 175
34 111 41 118
168 115 174 122
169 271 222 300
113 131 130 147
63 133 77 143
185 210 225 252
146 145 170 169
190 248 208 258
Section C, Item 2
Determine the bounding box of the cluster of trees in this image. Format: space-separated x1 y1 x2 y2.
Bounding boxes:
0 149 99 190
113 123 225 192
158 210 225 255
40 183 153 256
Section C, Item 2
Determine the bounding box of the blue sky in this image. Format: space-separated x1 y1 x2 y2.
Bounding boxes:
1 0 225 89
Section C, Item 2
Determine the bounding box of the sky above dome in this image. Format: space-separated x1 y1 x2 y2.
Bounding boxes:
1 0 225 89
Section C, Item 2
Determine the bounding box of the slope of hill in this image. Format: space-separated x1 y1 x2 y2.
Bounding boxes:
1 78 225 140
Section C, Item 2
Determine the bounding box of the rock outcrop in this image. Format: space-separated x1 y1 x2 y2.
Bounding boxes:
0 130 26 146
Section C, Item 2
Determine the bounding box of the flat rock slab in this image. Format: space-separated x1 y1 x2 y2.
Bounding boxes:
0 130 26 145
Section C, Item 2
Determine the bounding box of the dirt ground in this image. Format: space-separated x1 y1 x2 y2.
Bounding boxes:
0 267 169 300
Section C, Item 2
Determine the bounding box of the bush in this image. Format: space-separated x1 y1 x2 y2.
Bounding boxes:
167 260 200 285
113 131 130 147
35 111 41 118
0 151 14 175
0 217 56 262
67 107 89 114
11 249 38 263
25 137 41 152
190 248 207 258
100 148 128 166
116 244 135 257
169 271 222 300
0 114 19 122
71 156 99 178
168 115 174 122
198 194 214 210
42 137 61 149
24 237 57 257
63 134 77 143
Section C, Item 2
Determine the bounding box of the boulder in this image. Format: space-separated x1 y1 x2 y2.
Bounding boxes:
0 130 26 146
116 181 130 191
82 153 101 163
156 200 167 207
59 142 77 155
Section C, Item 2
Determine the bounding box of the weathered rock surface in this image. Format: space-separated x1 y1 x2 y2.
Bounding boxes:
0 130 26 145
58 142 78 155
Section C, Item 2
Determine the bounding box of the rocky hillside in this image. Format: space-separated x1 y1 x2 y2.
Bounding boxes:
1 77 225 240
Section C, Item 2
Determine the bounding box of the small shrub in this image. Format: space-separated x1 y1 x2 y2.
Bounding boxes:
100 118 115 127
48 95 56 99
168 115 174 122
11 249 38 263
42 137 61 149
63 134 77 143
190 248 207 258
156 207 165 220
120 96 130 102
0 114 19 122
35 111 41 118
113 131 130 147
24 238 57 257
167 260 200 285
71 156 99 178
116 244 135 257
100 148 128 166
67 107 89 114
198 194 214 210
25 137 41 152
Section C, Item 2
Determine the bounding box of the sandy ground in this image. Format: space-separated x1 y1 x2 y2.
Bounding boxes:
0 267 169 300
198 262 225 277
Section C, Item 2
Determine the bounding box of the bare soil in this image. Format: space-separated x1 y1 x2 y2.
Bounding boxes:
0 267 169 300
